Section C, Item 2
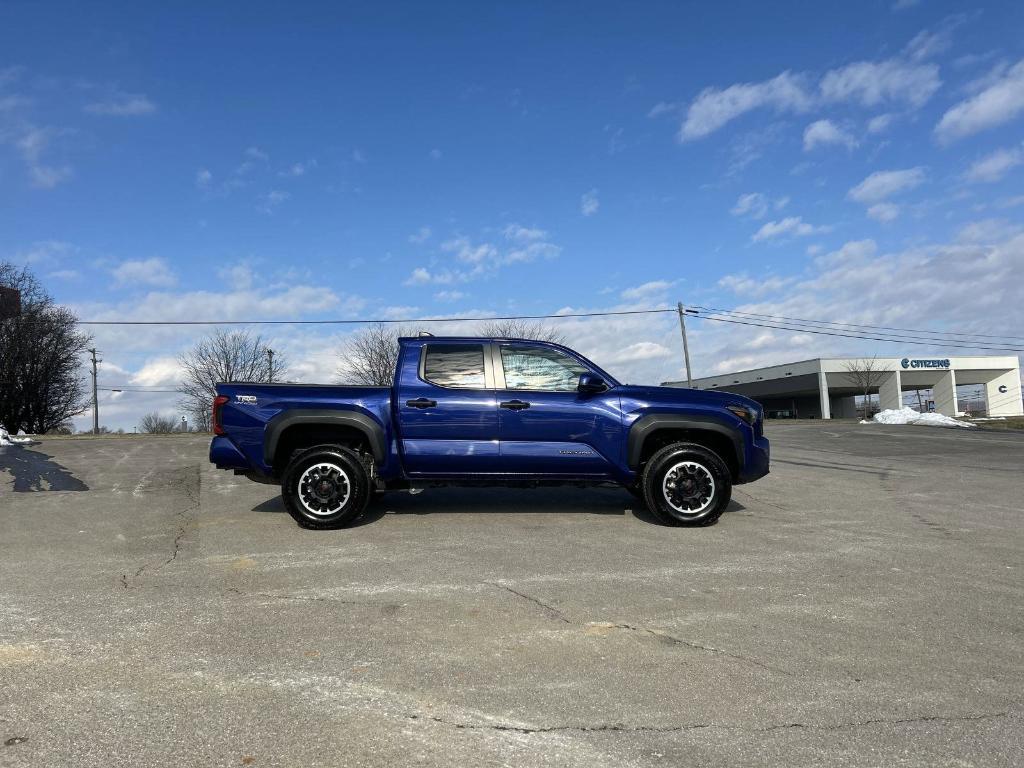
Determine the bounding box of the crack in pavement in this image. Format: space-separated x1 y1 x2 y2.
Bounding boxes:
486 583 788 675
123 464 201 588
605 622 792 676
406 709 1011 736
488 582 571 624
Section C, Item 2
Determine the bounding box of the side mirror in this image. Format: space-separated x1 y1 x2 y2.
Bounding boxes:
578 373 608 394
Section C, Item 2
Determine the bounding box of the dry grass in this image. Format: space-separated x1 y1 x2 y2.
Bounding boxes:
966 416 1024 431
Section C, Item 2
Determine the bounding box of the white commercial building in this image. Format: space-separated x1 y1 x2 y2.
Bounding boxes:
667 356 1023 419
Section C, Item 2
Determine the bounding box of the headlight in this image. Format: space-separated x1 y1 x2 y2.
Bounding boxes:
727 404 759 425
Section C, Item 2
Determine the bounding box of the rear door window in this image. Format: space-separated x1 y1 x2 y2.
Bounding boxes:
422 344 486 389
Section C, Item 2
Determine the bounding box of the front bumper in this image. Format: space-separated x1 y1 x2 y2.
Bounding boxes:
737 436 770 484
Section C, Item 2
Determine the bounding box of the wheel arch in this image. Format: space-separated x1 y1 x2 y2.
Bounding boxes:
265 409 386 473
627 413 742 480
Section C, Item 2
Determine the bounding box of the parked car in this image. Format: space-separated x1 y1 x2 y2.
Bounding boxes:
210 336 770 528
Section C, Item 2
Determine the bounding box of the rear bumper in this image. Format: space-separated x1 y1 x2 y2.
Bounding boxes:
209 436 250 471
737 436 770 484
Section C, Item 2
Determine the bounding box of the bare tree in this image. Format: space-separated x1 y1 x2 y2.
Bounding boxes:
177 329 287 430
477 319 566 344
337 324 414 386
140 412 178 434
0 262 91 433
843 356 888 420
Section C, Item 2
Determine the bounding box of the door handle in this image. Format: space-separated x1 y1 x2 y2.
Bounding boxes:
406 398 437 409
500 400 530 410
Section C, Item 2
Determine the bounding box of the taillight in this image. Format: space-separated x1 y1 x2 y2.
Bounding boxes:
212 395 229 435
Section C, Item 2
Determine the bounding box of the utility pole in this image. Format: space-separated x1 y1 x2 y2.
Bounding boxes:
267 348 275 383
676 302 693 388
88 348 100 434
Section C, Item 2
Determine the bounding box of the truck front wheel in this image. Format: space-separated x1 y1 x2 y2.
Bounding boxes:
281 445 372 529
640 443 731 526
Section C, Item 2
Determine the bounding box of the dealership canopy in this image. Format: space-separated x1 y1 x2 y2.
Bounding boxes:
665 356 1023 419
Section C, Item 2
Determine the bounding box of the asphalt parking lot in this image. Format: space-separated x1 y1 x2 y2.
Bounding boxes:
1 422 1022 767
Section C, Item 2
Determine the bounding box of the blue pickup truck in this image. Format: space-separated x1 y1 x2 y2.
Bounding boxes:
210 336 769 529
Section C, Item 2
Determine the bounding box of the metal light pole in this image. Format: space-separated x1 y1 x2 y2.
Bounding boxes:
676 302 693 388
267 348 275 383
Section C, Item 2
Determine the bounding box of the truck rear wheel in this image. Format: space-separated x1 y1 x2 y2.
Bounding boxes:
281 445 371 529
641 442 731 526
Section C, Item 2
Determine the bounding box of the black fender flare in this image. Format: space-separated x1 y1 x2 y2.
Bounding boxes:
264 409 387 467
626 413 744 472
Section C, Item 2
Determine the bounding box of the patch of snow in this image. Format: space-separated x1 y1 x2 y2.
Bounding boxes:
870 407 975 428
0 426 35 445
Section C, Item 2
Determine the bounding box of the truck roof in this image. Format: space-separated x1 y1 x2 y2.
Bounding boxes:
397 336 565 345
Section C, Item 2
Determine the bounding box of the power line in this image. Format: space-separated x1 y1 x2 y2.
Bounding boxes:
691 305 1024 343
74 308 677 326
99 387 179 393
692 311 1024 353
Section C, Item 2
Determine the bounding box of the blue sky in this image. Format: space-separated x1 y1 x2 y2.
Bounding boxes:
2 1 1023 429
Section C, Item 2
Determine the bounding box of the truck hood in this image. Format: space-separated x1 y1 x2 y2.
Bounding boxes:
615 384 761 412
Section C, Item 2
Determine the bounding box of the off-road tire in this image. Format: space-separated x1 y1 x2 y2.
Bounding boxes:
281 444 372 529
641 442 731 526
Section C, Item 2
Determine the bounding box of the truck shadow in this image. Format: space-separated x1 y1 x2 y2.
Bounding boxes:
252 488 745 527
0 445 90 492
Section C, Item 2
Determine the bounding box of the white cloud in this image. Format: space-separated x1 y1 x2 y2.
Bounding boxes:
647 101 680 118
279 160 316 177
620 280 673 301
603 342 673 364
405 267 436 286
820 59 940 108
581 189 600 216
935 59 1024 143
195 168 212 188
16 239 74 264
813 239 878 267
258 190 289 214
405 226 562 286
129 357 183 387
964 145 1024 183
351 149 367 163
679 71 812 141
802 119 858 151
434 290 466 302
751 216 828 242
904 17 963 62
111 257 177 288
867 203 901 222
429 148 442 160
442 236 499 265
217 264 254 290
848 167 926 203
48 269 79 280
503 223 547 242
675 47 939 142
408 226 432 244
718 274 794 297
730 192 768 219
956 218 1023 244
867 114 895 133
892 0 920 10
84 92 156 116
14 127 72 189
